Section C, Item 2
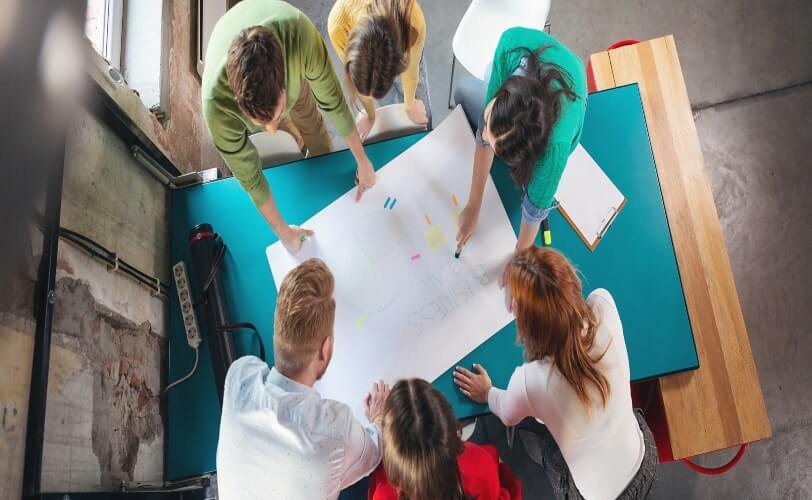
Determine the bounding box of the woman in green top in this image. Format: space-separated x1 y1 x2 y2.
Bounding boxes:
454 27 586 252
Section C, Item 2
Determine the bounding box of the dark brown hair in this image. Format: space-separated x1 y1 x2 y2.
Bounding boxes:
344 0 417 99
226 26 286 122
273 259 335 375
382 379 471 500
489 45 578 189
502 247 610 411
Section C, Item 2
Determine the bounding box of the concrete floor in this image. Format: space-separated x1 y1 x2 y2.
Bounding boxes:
297 0 812 498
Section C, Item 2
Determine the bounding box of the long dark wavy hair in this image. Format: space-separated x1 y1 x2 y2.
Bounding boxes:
489 45 578 189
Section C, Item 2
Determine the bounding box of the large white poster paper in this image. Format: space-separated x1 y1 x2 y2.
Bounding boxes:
266 107 517 420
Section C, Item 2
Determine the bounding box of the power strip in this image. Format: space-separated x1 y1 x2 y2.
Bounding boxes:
172 261 202 348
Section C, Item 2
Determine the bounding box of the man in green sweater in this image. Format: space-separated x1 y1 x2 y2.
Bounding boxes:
202 0 376 253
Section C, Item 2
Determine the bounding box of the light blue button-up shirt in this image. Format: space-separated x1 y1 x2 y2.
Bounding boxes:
216 356 382 499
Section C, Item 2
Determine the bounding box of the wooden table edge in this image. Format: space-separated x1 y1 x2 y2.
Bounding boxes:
588 35 772 459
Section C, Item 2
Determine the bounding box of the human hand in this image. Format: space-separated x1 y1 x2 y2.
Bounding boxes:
405 99 428 129
356 111 374 142
455 203 480 254
355 156 376 202
280 225 314 253
453 364 492 404
364 380 390 426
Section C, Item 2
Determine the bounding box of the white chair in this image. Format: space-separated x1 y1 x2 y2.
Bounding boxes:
249 130 305 167
363 103 426 144
448 0 551 107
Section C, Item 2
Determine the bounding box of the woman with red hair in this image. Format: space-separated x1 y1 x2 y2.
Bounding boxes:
454 247 657 500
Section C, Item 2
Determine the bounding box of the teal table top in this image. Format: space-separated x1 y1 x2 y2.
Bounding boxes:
166 83 697 480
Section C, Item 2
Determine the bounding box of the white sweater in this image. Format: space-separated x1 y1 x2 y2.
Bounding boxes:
487 289 645 500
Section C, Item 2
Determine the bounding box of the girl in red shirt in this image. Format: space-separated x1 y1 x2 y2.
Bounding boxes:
368 378 521 500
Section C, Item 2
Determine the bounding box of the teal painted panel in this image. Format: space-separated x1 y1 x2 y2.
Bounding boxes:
166 85 697 479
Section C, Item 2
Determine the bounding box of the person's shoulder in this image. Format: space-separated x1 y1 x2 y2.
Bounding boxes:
411 1 426 30
227 355 267 380
588 288 623 335
223 356 268 403
588 288 618 311
518 358 554 392
306 396 359 438
543 35 586 92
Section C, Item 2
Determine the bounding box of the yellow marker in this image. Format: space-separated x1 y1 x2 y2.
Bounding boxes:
542 218 552 246
423 213 432 226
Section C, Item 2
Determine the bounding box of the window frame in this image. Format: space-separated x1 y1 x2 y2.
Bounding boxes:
98 0 124 69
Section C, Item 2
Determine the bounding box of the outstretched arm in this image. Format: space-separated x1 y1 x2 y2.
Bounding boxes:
203 99 312 252
456 142 495 252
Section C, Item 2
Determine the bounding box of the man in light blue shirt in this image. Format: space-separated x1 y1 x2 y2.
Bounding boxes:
216 259 389 499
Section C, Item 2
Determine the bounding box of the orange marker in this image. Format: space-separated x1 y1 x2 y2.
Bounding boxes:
451 194 459 207
423 213 432 226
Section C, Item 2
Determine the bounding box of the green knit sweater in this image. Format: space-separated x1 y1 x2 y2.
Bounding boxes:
202 0 354 206
485 27 587 210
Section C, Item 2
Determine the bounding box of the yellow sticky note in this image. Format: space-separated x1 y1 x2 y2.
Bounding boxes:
424 225 447 252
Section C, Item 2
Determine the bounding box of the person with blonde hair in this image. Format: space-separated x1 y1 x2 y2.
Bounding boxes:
217 259 389 499
454 248 657 500
328 0 429 139
369 378 521 500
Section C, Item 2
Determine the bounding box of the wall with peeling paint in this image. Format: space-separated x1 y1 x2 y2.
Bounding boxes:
0 104 170 500
0 3 225 498
0 67 178 499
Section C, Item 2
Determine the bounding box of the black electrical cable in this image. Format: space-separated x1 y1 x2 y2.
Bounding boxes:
36 212 170 297
58 226 169 297
193 234 266 361
214 323 267 362
195 235 226 307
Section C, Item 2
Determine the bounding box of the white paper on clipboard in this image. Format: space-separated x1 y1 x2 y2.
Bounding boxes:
555 144 625 251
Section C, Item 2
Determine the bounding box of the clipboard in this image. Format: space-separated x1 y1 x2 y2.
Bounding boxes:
555 144 626 251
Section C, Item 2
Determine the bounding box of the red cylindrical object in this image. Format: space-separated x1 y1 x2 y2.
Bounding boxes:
682 444 749 475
